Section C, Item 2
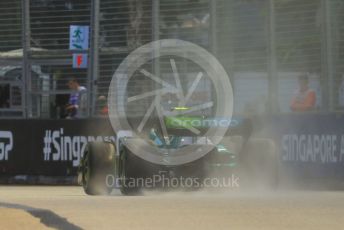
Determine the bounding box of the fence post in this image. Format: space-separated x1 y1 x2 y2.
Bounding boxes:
152 0 160 93
21 0 31 118
322 0 334 112
210 0 217 57
267 0 278 113
88 0 100 117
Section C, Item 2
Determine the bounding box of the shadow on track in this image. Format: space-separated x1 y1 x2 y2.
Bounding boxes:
0 202 82 230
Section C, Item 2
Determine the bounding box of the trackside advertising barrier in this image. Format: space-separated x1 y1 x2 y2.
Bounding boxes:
1 115 344 181
268 114 344 181
0 119 115 176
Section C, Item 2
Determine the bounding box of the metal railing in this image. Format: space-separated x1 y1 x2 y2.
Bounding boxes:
0 0 343 118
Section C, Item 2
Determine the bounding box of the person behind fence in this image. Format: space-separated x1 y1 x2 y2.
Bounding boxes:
64 78 87 118
96 95 108 116
290 74 316 112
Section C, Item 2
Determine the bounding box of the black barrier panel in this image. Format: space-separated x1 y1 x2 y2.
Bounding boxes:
265 114 344 181
0 120 32 175
2 115 344 180
0 119 115 176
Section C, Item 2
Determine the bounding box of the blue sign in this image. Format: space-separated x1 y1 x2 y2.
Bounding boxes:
73 53 88 69
69 25 89 50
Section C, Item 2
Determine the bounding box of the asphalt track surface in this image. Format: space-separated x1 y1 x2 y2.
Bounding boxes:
0 186 344 230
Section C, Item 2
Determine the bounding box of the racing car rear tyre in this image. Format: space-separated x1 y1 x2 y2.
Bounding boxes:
82 142 115 195
244 138 278 189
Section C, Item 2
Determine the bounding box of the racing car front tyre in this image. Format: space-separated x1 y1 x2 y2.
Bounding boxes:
119 148 142 196
81 142 115 195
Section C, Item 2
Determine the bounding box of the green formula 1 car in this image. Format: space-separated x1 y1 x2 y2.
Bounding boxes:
78 116 278 195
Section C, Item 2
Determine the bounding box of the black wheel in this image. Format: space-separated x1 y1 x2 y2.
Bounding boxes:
244 138 278 189
81 142 116 195
119 147 142 195
178 157 208 190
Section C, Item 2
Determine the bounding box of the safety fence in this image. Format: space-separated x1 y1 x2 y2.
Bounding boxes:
0 0 344 118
